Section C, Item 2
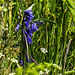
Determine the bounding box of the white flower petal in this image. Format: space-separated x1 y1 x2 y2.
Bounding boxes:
11 58 18 63
45 68 49 74
40 48 48 53
0 53 4 58
39 71 44 75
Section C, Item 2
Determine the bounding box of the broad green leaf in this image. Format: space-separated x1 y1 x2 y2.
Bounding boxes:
15 67 23 75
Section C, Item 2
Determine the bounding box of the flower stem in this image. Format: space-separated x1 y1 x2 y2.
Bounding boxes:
23 31 29 63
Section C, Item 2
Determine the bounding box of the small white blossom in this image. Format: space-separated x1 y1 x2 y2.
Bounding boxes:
11 58 18 63
53 63 56 66
7 57 10 60
40 48 48 53
45 68 49 74
0 53 4 58
39 71 44 75
39 68 50 75
9 73 15 75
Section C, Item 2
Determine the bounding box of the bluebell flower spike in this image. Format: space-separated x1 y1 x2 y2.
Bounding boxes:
15 4 43 44
24 21 30 28
23 29 33 44
31 23 38 32
26 29 33 37
24 31 33 44
24 4 35 21
24 6 34 21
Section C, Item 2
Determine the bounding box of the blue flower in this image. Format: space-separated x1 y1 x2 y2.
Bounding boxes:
20 57 23 66
24 30 33 44
15 4 43 44
20 60 23 66
23 17 26 21
22 21 43 44
26 29 33 37
24 9 34 22
24 20 30 28
15 24 20 31
31 23 38 32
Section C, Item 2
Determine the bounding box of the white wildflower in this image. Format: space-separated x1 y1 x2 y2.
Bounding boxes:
11 58 18 63
7 57 10 60
9 73 15 75
39 71 44 75
40 48 48 53
45 68 49 74
0 53 4 58
53 63 56 66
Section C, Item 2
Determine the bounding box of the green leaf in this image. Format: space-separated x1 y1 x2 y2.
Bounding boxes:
15 67 23 75
67 0 74 9
0 0 4 3
65 71 75 75
32 18 56 24
67 0 75 21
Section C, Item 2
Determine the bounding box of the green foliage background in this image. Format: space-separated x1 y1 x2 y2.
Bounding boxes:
0 0 75 75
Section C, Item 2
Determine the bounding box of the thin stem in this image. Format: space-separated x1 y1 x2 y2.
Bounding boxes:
64 38 72 69
29 54 38 65
23 31 29 63
23 30 38 65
